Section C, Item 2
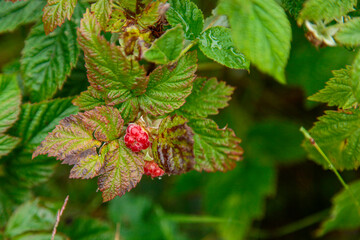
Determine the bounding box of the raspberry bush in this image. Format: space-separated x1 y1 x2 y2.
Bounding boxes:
2 0 360 239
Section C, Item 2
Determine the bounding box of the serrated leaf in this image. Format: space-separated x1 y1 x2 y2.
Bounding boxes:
303 109 360 170
0 74 21 133
11 97 78 150
309 66 357 109
317 180 360 236
335 18 360 46
117 0 152 14
219 0 291 83
43 0 77 35
281 0 305 19
33 106 123 168
91 0 112 29
351 50 360 103
298 0 357 24
166 0 204 40
13 233 64 240
21 20 79 102
0 0 45 33
138 0 165 26
144 25 184 64
152 115 195 175
76 10 146 101
178 77 234 119
72 87 106 111
5 199 56 238
139 51 197 116
0 135 19 158
5 152 57 188
98 140 144 202
199 26 249 70
189 118 243 172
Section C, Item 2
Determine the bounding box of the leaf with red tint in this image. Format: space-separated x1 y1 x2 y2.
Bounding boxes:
98 140 144 202
42 0 77 35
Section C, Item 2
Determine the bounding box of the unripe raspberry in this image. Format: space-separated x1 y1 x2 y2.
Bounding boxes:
124 124 150 152
144 161 165 178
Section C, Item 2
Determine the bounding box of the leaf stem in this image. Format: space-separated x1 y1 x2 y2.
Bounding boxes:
300 127 360 214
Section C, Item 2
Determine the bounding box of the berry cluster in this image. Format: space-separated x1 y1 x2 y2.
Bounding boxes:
144 161 165 178
124 124 150 152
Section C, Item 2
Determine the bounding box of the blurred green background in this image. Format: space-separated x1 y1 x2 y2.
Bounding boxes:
1 0 360 239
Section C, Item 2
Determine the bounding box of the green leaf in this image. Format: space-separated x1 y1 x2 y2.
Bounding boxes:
5 152 57 188
189 119 243 172
219 0 291 83
303 109 360 170
117 0 152 13
33 106 123 169
144 25 185 64
317 180 360 236
98 140 144 202
91 0 112 29
309 66 357 109
0 188 13 228
0 74 21 133
72 87 106 111
189 118 243 172
335 18 360 46
166 0 204 39
281 0 306 19
0 135 19 158
42 0 78 35
5 199 56 238
178 77 234 119
139 51 197 116
205 159 276 239
0 0 45 33
11 97 78 150
137 0 165 26
351 50 360 103
61 218 114 240
199 26 249 70
21 20 79 102
152 115 195 175
298 0 357 24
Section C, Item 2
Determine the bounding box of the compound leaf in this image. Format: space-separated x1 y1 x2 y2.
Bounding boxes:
76 10 146 101
166 0 204 39
139 51 197 116
42 0 78 35
98 140 144 202
144 25 184 64
33 106 123 168
303 109 360 170
317 180 360 236
0 74 21 133
199 26 249 70
152 115 195 175
335 18 360 46
178 77 234 119
298 0 357 24
219 0 291 83
0 0 45 33
189 118 243 172
72 87 106 111
21 20 79 102
309 66 357 109
91 0 113 29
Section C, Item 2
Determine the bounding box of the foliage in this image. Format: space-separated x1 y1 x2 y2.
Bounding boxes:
3 0 360 239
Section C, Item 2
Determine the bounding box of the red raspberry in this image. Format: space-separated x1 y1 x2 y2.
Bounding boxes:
144 161 165 178
124 124 150 152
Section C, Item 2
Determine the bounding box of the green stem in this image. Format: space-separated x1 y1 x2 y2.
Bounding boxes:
249 209 329 239
300 127 360 214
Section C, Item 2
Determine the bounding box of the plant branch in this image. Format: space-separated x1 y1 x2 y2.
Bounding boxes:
300 127 360 214
51 195 69 240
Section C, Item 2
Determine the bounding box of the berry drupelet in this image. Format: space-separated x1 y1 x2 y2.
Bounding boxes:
124 124 150 152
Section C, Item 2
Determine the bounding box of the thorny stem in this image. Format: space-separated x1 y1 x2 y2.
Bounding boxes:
300 127 360 214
